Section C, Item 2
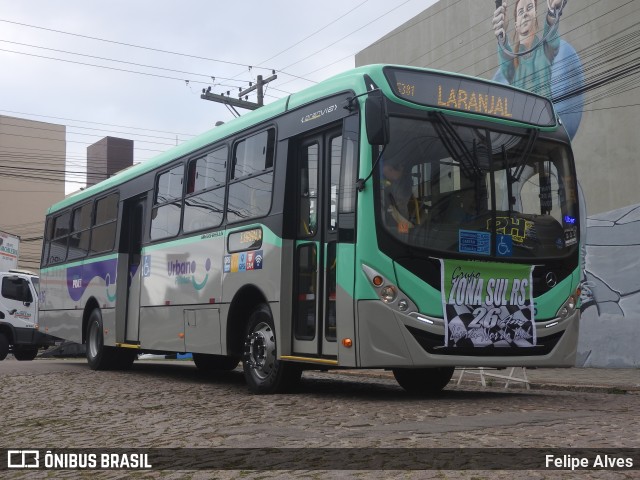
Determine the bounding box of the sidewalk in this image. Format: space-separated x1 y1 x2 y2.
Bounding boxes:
333 367 640 393
499 367 640 393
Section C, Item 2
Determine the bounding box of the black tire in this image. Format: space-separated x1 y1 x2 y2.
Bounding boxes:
193 353 239 372
0 332 9 361
13 347 39 361
242 303 301 394
86 308 136 370
392 366 455 395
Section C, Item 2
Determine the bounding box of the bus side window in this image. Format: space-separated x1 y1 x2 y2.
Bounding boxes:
227 129 275 224
151 166 183 240
184 146 227 233
49 211 71 264
329 135 342 231
91 193 119 253
68 202 92 261
299 143 318 237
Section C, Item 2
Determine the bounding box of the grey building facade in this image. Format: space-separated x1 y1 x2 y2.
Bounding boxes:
86 136 133 188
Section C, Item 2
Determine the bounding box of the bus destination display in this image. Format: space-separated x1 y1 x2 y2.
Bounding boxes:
228 227 263 253
385 67 555 126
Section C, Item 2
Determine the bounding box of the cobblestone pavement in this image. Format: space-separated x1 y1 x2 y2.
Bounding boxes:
0 358 638 479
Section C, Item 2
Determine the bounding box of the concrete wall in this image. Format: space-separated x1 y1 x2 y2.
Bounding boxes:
578 203 640 367
356 0 640 367
356 0 640 216
0 115 66 272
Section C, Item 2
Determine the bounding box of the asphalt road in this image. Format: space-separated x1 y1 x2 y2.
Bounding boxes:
0 358 638 479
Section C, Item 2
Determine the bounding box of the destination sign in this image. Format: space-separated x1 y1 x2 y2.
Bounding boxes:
228 227 263 253
385 67 555 126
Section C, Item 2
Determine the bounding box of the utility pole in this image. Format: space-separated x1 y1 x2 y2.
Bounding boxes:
201 73 278 111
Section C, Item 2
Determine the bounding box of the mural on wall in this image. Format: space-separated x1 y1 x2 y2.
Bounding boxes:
577 203 640 367
580 203 640 318
489 1 638 366
491 0 585 139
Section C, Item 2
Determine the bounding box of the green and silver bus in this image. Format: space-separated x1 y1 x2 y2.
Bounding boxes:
39 65 581 394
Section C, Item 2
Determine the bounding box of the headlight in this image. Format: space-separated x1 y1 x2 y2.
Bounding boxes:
556 294 578 320
380 285 397 303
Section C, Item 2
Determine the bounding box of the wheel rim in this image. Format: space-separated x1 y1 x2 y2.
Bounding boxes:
88 319 101 359
245 321 276 380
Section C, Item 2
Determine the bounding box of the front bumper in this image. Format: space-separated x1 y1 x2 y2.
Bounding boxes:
356 300 579 368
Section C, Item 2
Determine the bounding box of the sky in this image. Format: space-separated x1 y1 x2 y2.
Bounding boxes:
0 0 438 193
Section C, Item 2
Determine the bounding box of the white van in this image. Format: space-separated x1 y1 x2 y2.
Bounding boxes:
0 270 57 361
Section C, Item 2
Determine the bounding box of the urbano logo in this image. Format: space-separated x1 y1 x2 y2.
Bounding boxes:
167 259 196 276
8 450 40 468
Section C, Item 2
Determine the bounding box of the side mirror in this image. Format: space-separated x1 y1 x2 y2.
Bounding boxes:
365 90 390 146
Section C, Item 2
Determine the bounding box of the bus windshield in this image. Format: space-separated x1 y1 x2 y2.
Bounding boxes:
377 115 579 259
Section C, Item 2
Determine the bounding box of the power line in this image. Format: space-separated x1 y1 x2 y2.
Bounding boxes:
0 18 281 74
0 109 196 137
230 0 371 81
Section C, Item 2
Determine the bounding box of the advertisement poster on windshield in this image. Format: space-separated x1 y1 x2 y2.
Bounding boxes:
440 259 536 348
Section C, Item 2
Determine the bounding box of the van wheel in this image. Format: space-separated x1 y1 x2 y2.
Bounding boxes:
86 308 135 370
392 367 455 395
0 332 9 361
14 347 39 361
193 353 239 372
242 304 301 394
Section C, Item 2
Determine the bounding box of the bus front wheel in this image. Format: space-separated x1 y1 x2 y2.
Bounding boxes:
242 304 301 394
86 308 135 370
392 366 455 395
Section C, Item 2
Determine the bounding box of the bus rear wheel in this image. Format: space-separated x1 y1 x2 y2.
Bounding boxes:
392 366 455 395
13 347 39 361
242 304 301 394
193 353 239 372
86 308 136 370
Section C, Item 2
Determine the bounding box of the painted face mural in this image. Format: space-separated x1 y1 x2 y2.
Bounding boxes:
491 0 585 140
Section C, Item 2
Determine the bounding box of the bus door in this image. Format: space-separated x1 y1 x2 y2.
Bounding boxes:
119 194 146 343
293 128 343 357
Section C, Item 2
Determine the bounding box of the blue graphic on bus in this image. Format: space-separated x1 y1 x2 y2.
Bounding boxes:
142 255 151 277
497 234 513 257
254 250 263 270
459 230 490 256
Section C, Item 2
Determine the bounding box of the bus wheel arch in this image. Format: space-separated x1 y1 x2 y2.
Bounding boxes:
226 285 269 358
82 297 101 346
84 305 135 371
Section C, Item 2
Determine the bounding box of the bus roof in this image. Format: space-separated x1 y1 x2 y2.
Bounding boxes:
48 64 557 214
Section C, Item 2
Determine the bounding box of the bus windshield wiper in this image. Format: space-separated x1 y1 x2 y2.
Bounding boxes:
431 111 482 179
511 128 538 182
